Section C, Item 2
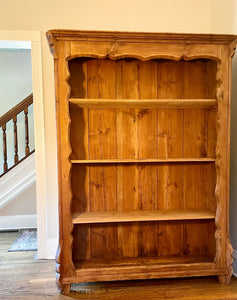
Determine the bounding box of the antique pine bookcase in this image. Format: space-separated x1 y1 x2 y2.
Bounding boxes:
47 30 237 294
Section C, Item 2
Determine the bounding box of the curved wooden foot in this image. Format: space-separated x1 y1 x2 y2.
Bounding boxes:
218 275 231 285
60 283 71 295
218 238 234 285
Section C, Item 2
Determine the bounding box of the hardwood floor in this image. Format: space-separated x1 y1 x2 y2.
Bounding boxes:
1 231 237 299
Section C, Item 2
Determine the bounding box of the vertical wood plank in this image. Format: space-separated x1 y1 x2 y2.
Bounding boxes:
182 220 216 257
215 47 230 280
56 41 75 280
88 59 117 259
117 60 139 258
87 59 106 259
72 224 90 262
206 61 217 221
157 61 184 257
183 108 207 158
138 60 158 257
98 60 117 259
183 60 214 258
183 163 207 209
206 61 217 216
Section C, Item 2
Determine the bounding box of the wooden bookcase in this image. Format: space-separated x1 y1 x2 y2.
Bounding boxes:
47 30 237 294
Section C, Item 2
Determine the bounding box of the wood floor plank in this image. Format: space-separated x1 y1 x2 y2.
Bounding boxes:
1 232 237 299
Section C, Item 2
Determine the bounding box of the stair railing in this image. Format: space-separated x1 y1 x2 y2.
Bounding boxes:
0 94 34 177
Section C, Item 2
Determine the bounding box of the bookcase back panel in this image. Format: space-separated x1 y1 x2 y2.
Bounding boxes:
72 220 216 262
70 107 216 160
69 57 217 267
68 58 216 99
71 163 216 213
69 58 217 161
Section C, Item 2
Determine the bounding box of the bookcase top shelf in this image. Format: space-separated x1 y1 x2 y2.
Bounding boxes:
70 98 217 109
72 210 215 224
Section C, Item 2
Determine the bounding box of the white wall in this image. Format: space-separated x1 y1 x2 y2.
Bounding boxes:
1 0 237 260
0 49 34 173
211 0 237 34
0 49 32 115
0 183 36 216
0 182 37 231
0 48 36 230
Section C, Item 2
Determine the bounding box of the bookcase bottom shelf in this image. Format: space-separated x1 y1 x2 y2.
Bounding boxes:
63 256 226 284
74 255 213 269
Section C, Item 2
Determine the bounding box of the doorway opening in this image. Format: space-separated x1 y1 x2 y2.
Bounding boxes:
0 40 37 252
0 31 47 258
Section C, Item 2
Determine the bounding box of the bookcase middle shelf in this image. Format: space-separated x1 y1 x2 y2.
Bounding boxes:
69 98 217 109
72 210 215 224
70 158 216 164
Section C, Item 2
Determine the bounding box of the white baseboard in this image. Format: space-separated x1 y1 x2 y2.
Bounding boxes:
233 249 237 278
0 214 37 231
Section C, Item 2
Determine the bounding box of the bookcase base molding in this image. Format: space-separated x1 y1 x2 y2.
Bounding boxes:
47 30 237 294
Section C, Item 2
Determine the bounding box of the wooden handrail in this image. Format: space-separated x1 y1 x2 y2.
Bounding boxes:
0 93 34 176
0 93 33 128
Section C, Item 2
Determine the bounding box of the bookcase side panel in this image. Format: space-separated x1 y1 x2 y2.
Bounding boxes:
55 41 75 285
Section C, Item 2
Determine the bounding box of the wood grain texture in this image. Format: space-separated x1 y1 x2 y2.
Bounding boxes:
72 210 215 224
47 29 237 62
157 60 184 257
216 46 232 284
71 158 216 163
87 59 117 260
54 41 75 293
2 232 237 300
47 30 237 293
70 98 217 108
116 60 140 258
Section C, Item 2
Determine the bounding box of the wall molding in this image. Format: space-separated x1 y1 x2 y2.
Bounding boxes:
0 214 37 231
233 249 237 278
0 153 36 209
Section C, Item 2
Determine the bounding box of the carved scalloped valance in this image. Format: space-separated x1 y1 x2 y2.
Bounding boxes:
47 30 237 62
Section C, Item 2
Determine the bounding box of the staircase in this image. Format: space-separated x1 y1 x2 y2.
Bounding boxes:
0 94 36 231
0 93 34 176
